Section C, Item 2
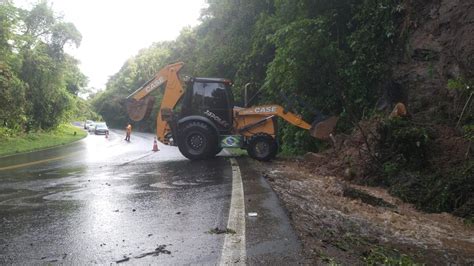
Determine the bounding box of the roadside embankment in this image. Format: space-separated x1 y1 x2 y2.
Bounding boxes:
0 124 86 157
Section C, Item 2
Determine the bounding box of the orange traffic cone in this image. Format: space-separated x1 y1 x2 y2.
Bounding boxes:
152 137 160 152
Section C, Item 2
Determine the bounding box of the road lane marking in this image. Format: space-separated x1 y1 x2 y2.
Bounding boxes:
0 140 154 171
0 131 158 171
0 154 73 171
119 152 155 166
220 158 246 265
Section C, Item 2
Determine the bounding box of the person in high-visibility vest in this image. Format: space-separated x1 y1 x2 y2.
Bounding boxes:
125 123 132 141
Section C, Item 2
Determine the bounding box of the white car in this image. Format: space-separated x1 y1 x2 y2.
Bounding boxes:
94 123 109 135
87 122 96 132
84 120 94 129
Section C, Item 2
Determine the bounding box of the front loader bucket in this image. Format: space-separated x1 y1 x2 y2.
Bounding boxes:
310 116 339 140
126 96 155 122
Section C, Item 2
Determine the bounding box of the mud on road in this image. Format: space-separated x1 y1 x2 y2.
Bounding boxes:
244 157 474 265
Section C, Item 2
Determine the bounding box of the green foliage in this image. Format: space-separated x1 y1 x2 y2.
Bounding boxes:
63 55 88 95
386 162 474 216
21 44 74 129
382 161 400 177
465 217 474 226
0 1 90 134
378 118 431 168
0 2 19 61
364 246 417 266
372 118 474 217
0 62 27 130
278 123 327 155
262 16 347 152
265 18 345 107
0 123 86 157
343 0 403 117
447 77 473 124
463 124 474 141
68 96 101 121
233 12 277 96
91 90 129 128
0 126 16 140
447 78 472 93
264 0 402 152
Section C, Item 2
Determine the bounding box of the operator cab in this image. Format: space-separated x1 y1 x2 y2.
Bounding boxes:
181 78 234 134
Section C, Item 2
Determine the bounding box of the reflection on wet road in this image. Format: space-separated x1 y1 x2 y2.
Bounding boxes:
0 129 303 264
0 130 231 264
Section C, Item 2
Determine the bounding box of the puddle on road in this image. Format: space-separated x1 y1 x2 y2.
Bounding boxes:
150 182 177 189
44 185 145 201
151 175 218 189
90 170 137 181
0 177 79 193
195 178 214 183
172 180 200 186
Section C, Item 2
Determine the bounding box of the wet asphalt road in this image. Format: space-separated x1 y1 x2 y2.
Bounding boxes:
0 128 303 264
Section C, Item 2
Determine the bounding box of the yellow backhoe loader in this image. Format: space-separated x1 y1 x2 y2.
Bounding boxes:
126 62 338 161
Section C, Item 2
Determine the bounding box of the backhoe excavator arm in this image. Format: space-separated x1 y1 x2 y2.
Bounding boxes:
126 62 185 143
235 105 338 140
238 105 311 130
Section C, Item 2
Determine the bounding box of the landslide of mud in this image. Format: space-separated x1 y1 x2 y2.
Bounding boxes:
249 158 474 264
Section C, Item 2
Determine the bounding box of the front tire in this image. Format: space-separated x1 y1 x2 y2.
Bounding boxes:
247 133 278 161
178 121 218 160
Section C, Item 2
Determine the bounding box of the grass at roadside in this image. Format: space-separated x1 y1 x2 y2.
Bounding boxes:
0 124 87 157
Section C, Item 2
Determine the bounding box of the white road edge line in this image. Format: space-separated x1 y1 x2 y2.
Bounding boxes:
220 158 246 265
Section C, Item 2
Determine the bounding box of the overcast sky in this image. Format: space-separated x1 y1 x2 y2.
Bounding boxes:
16 0 207 91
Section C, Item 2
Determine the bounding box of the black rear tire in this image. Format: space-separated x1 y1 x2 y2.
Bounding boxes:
247 133 278 161
178 121 218 160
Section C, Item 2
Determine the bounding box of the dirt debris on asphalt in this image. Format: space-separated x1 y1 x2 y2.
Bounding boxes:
134 244 171 259
206 227 236 235
116 244 172 262
115 256 130 263
245 158 474 265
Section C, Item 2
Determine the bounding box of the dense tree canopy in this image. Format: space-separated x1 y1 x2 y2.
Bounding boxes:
0 0 91 134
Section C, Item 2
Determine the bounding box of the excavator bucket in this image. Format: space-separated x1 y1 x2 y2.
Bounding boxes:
309 116 339 140
126 96 156 122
